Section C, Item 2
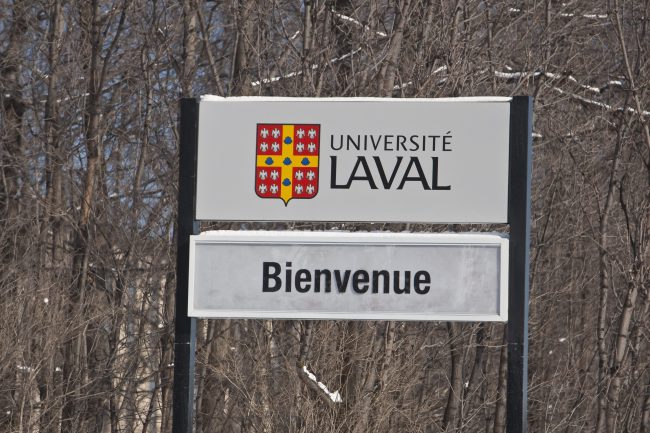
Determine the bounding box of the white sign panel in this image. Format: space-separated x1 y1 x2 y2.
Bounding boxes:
189 231 509 321
196 96 511 223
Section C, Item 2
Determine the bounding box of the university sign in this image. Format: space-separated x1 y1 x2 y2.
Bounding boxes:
196 96 511 223
174 96 533 433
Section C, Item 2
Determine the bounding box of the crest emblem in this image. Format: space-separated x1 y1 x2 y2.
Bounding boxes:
255 124 320 205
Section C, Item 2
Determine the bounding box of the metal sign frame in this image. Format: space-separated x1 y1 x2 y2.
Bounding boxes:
172 96 532 433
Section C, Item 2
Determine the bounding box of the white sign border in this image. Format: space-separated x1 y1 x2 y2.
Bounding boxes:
188 230 509 322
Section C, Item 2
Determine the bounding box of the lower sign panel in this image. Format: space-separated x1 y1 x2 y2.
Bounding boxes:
189 231 508 321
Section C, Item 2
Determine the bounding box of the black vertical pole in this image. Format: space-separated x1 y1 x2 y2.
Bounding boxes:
507 96 532 433
173 98 200 433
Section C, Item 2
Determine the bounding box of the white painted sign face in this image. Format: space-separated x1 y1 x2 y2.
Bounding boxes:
196 96 511 223
188 231 509 321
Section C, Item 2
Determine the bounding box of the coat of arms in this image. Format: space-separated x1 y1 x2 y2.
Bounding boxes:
255 123 320 205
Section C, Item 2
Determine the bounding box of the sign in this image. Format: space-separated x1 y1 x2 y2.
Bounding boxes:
174 97 532 433
196 96 511 223
188 231 509 321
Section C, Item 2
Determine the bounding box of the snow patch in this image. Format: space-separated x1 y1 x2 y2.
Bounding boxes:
332 11 388 38
302 365 342 403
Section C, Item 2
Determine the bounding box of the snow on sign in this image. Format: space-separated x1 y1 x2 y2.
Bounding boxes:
196 96 511 223
188 231 509 321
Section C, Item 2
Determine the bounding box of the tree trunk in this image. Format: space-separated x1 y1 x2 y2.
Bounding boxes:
443 322 463 431
493 329 507 433
231 0 255 95
379 0 411 95
180 0 198 96
642 373 650 433
0 0 27 254
596 121 624 433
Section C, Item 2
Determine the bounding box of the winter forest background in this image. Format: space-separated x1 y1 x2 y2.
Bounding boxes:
0 0 649 432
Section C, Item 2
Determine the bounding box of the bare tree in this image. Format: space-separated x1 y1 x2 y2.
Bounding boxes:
0 1 648 432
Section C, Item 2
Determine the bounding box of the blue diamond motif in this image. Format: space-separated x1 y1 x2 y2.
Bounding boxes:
265 157 274 165
282 178 291 186
284 137 292 144
283 157 292 165
301 157 310 166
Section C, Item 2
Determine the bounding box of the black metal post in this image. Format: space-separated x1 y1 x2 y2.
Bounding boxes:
173 98 200 433
506 96 533 433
